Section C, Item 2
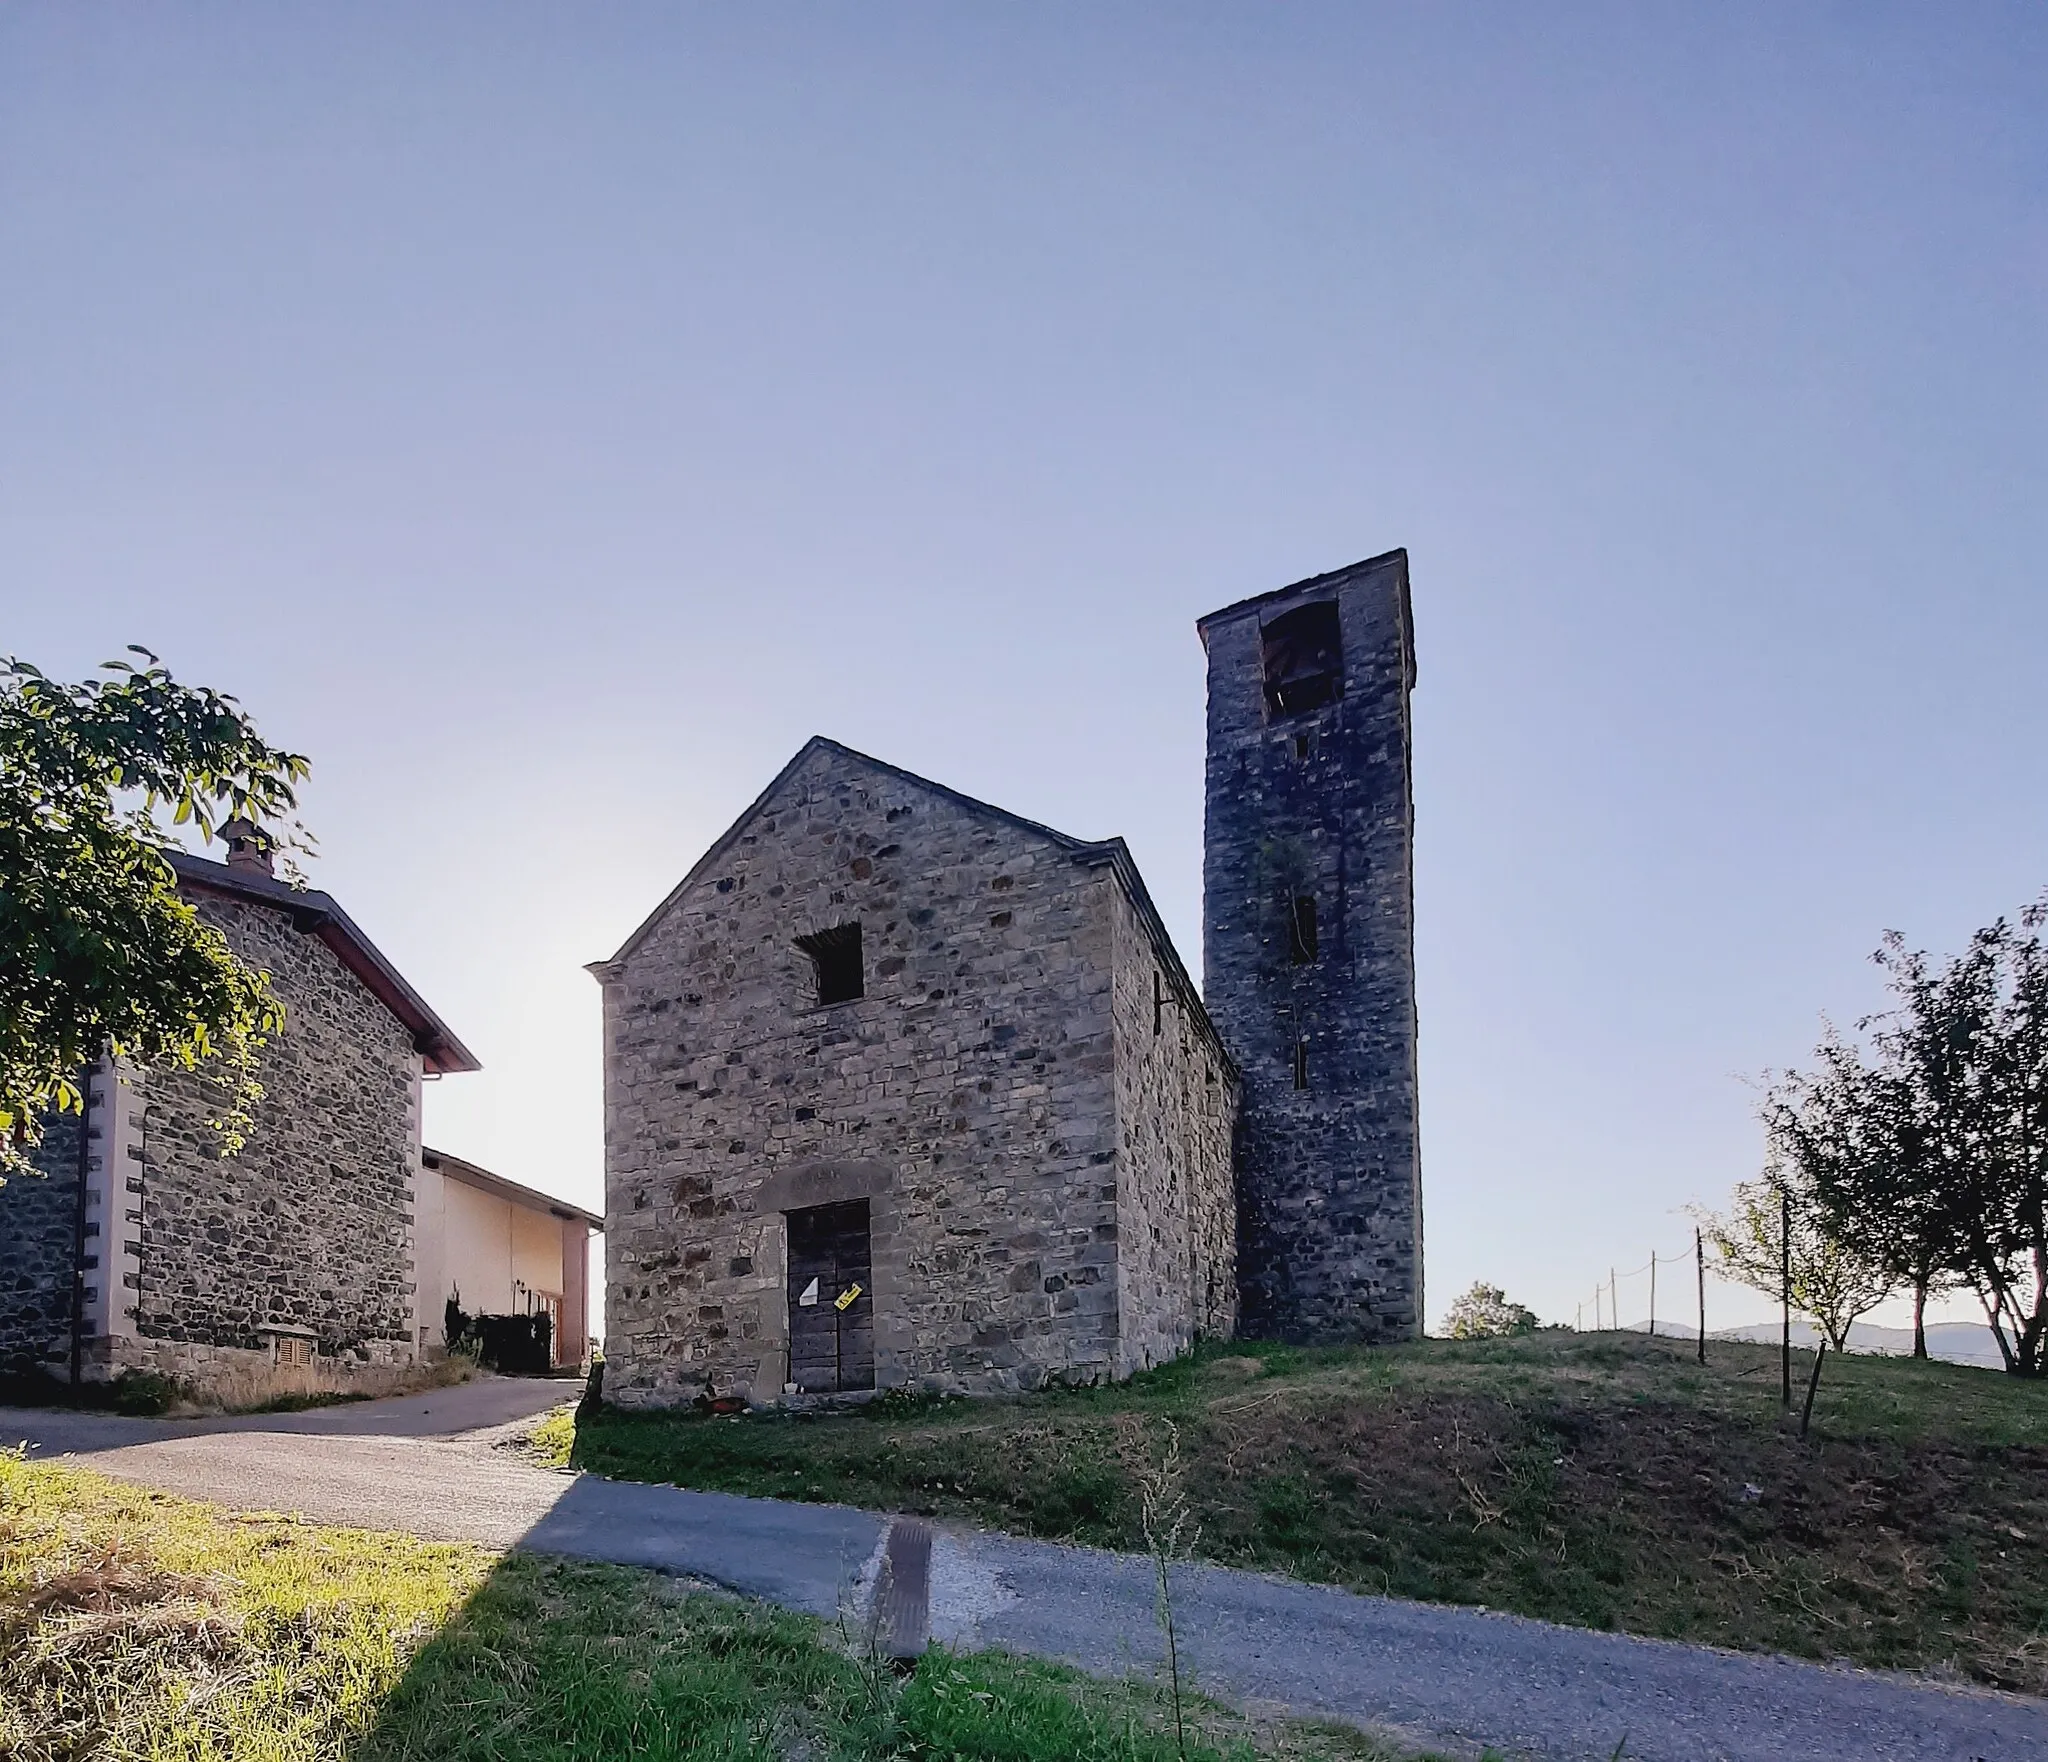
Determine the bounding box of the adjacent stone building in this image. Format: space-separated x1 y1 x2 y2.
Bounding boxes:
592 739 1239 1404
1200 549 1423 1342
0 829 481 1403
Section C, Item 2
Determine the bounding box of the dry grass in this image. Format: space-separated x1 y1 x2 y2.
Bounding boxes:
559 1331 2048 1693
0 1453 1469 1760
0 1454 487 1758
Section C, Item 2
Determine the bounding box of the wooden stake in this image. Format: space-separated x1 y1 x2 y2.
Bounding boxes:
1800 1341 1827 1439
1780 1183 1793 1408
1695 1227 1706 1364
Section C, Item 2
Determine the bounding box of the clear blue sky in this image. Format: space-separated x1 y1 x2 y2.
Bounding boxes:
5 5 2042 1333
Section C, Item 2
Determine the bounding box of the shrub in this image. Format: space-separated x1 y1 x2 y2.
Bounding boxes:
442 1297 553 1375
1441 1282 1540 1340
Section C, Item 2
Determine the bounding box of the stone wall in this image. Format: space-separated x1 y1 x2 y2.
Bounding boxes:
1109 882 1238 1371
0 1102 88 1374
124 892 424 1394
1200 553 1423 1343
600 741 1145 1406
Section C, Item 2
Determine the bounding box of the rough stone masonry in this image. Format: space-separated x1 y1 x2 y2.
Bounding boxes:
1199 550 1422 1343
0 833 479 1402
595 550 1421 1400
592 739 1238 1405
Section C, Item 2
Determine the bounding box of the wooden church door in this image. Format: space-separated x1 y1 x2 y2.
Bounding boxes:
786 1199 874 1393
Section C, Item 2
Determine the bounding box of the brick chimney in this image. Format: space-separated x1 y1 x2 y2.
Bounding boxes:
221 817 275 878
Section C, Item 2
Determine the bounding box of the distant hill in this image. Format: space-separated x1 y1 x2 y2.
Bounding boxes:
1615 1317 2008 1369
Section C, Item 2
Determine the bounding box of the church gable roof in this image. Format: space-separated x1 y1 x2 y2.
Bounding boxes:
593 737 1231 1074
600 736 1091 968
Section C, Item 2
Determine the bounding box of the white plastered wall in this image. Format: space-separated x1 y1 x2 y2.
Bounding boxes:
413 1139 447 1354
439 1178 569 1318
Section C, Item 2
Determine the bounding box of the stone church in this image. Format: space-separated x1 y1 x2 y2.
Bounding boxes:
594 550 1419 1403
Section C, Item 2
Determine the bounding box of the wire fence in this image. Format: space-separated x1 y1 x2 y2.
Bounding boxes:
1568 1228 1752 1344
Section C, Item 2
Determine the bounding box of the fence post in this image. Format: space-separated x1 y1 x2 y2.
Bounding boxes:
1610 1267 1618 1333
1649 1252 1658 1338
1780 1181 1793 1408
1695 1227 1706 1364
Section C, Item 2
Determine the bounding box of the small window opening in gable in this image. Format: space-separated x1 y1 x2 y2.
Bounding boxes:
1288 896 1319 965
1292 1040 1310 1090
1261 599 1343 719
1294 731 1315 761
1152 971 1164 1035
797 922 864 1006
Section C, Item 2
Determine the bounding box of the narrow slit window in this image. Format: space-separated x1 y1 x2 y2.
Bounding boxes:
1153 971 1163 1035
1292 1040 1309 1091
1260 600 1343 719
796 922 864 1006
1288 896 1318 965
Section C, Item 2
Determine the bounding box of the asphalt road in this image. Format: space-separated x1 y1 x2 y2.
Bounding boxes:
6 1382 2042 1762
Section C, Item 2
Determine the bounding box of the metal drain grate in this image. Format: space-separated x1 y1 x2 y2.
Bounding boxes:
875 1517 932 1663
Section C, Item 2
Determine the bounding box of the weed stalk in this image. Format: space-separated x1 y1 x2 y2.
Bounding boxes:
1140 1419 1198 1762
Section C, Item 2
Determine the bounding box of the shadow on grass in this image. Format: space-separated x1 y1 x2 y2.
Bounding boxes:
342 1548 1415 1762
0 1448 1469 1761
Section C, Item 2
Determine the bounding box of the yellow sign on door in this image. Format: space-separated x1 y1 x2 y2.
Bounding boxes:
834 1283 862 1311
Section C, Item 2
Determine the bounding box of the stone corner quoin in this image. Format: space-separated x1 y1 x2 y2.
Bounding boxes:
596 551 1421 1406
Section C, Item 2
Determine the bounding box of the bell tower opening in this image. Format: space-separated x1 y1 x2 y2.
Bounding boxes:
1260 599 1344 719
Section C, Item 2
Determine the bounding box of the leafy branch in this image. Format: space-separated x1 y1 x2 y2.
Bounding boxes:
0 650 312 1178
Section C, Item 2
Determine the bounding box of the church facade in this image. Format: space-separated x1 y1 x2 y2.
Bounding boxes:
592 739 1238 1402
594 551 1419 1404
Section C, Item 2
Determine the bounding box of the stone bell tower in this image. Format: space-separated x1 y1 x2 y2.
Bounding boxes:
1198 550 1421 1342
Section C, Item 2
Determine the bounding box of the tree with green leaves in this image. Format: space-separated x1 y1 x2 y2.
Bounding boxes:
0 649 311 1181
1698 1166 1894 1353
1441 1282 1539 1340
1863 914 2048 1377
1764 1029 1958 1357
1751 902 2048 1377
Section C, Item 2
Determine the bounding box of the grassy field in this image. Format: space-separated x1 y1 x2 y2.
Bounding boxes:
0 1453 1458 1761
545 1331 2048 1695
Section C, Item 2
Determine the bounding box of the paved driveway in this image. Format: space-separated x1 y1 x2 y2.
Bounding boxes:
5 1386 2042 1762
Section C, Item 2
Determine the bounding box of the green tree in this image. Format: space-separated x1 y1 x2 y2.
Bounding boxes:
0 649 310 1180
1698 1167 1894 1352
1867 914 2048 1377
1742 901 2048 1378
1764 1031 1959 1357
1441 1282 1539 1340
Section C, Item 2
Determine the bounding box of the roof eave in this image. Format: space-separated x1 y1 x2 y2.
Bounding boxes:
597 735 1094 973
589 737 1238 1080
422 1146 604 1230
1070 838 1239 1083
169 855 481 1075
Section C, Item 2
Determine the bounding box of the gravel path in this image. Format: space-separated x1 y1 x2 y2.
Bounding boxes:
6 1387 2042 1762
